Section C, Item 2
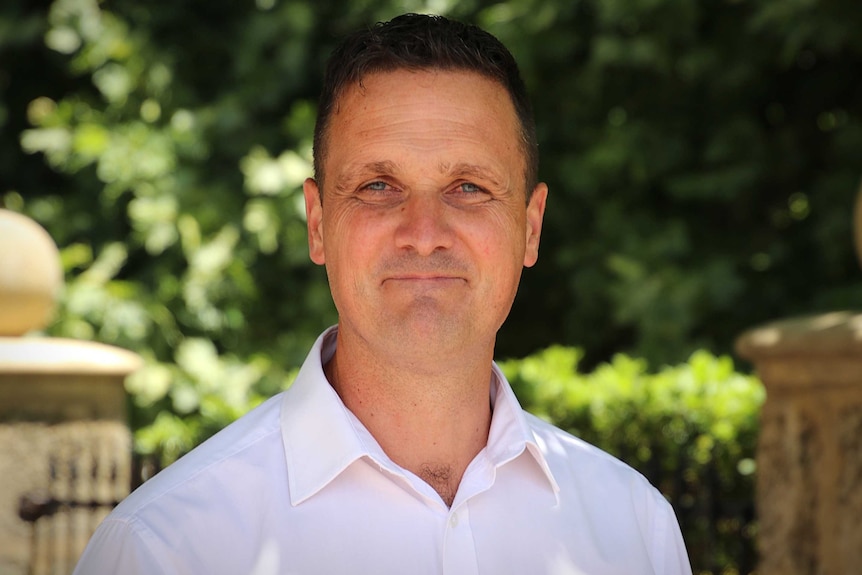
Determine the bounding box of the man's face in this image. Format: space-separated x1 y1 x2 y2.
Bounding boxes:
304 68 547 360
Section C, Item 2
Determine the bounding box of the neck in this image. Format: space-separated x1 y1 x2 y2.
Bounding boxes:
325 331 494 507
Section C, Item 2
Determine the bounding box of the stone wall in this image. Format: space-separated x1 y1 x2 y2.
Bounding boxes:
737 312 862 575
0 341 140 575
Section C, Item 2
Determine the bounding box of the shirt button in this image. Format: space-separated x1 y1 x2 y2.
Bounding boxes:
449 513 459 528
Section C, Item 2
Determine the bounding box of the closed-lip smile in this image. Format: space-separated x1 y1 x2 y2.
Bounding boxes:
383 274 466 284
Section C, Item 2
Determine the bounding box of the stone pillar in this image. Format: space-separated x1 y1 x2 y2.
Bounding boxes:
737 312 862 575
0 209 141 575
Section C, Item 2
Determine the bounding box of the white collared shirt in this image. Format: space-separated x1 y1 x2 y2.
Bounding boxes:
74 327 692 575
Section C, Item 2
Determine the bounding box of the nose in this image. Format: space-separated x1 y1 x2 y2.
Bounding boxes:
393 194 454 256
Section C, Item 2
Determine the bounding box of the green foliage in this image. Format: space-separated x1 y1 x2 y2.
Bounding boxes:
3 0 858 374
501 347 765 574
3 0 859 394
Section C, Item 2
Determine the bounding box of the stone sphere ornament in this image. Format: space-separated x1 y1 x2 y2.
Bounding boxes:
0 209 63 336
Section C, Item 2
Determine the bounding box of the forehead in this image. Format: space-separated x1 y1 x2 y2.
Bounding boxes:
324 69 524 178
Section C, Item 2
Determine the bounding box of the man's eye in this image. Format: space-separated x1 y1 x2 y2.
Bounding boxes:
366 181 389 191
459 182 482 193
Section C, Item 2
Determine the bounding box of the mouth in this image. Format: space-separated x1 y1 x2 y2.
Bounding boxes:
382 275 466 286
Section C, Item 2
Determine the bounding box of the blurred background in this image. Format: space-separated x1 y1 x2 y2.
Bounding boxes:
1 0 861 573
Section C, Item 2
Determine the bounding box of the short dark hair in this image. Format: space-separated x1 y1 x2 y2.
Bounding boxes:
312 13 539 195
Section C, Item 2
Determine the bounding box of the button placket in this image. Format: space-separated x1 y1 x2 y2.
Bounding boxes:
442 505 478 575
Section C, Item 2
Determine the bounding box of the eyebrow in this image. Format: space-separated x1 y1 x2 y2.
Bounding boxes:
331 161 398 194
340 160 398 179
439 162 506 189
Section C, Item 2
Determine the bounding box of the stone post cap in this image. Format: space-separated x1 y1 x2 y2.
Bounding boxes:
0 337 143 376
736 311 862 360
0 209 63 336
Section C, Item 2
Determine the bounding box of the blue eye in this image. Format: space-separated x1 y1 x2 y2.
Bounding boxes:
367 181 388 191
460 183 481 193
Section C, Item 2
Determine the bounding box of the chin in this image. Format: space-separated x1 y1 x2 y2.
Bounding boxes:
392 316 487 352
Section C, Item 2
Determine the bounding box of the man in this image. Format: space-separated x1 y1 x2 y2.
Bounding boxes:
74 13 692 575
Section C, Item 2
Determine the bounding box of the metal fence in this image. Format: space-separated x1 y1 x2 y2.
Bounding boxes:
17 453 124 575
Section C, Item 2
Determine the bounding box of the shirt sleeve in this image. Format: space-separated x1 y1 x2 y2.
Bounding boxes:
73 517 169 575
652 497 694 575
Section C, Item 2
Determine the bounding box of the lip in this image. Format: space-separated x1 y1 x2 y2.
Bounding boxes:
387 274 462 280
382 275 466 285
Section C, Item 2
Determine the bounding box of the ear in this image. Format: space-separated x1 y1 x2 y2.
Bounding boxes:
523 182 547 268
304 178 326 265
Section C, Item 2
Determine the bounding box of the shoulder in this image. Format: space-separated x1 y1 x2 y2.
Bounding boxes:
524 410 667 507
523 411 692 573
525 410 630 469
75 393 289 573
114 392 286 517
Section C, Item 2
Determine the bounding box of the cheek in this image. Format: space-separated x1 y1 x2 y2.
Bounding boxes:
470 232 525 285
323 213 386 274
478 212 527 260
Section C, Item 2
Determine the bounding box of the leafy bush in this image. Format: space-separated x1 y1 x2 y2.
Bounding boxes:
500 347 765 575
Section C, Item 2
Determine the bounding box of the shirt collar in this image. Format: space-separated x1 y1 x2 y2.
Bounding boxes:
280 326 559 506
487 362 561 499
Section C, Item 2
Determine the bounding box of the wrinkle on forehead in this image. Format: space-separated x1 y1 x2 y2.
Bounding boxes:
325 69 526 195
